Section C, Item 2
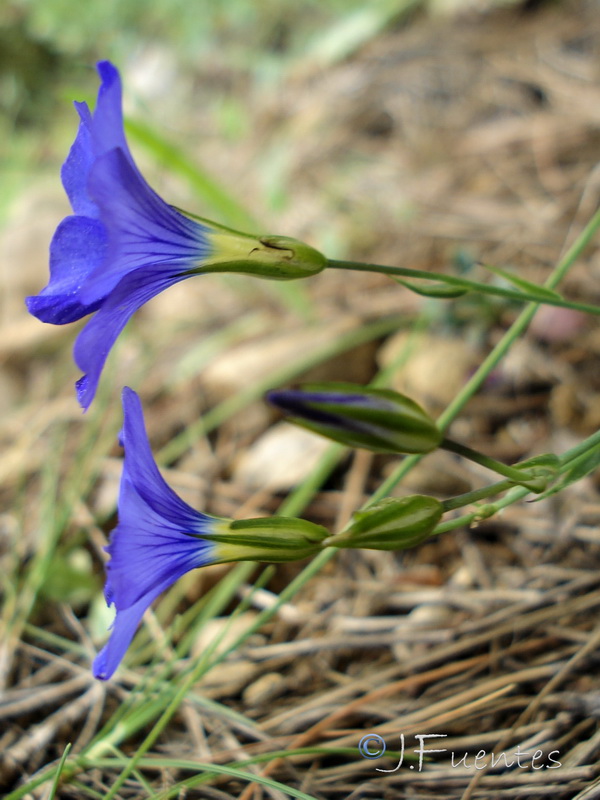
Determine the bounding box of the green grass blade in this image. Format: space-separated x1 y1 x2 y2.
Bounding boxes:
125 118 259 233
47 743 72 800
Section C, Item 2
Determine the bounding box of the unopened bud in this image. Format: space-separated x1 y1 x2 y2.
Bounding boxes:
329 495 443 550
266 382 442 454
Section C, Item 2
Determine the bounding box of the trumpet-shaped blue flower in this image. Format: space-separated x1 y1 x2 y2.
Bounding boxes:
93 387 329 680
92 387 228 680
26 61 326 409
25 62 212 409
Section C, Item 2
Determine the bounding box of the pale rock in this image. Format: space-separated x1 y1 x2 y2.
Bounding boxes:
378 332 480 411
243 672 287 707
199 660 259 696
233 422 331 491
192 612 260 660
201 316 360 402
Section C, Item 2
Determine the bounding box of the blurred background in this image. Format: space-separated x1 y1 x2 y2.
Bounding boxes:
2 0 600 797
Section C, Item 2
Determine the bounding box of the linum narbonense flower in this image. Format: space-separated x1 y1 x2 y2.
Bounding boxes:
93 387 328 680
26 61 326 410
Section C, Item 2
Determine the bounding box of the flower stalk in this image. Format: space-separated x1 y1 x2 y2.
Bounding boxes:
326 248 600 317
439 439 559 493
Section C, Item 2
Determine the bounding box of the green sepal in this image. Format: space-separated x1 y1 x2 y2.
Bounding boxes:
209 516 329 563
184 213 327 280
533 449 600 501
512 453 560 494
478 263 562 301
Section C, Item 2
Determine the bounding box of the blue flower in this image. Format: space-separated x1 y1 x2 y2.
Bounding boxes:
93 387 329 680
92 387 228 681
25 62 214 409
26 61 326 409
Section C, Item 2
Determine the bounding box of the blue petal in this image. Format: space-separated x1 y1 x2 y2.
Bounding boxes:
106 476 215 608
92 578 172 681
104 388 218 610
120 387 215 525
61 106 97 218
73 267 187 410
60 61 140 222
25 216 108 324
80 148 211 303
92 388 221 681
92 61 134 164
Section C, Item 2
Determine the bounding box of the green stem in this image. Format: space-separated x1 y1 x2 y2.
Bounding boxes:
327 206 600 316
441 479 514 512
363 204 600 503
436 425 600 534
327 258 600 315
558 427 600 469
441 437 538 488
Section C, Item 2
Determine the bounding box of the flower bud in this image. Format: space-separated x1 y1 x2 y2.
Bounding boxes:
329 496 443 550
203 228 327 280
210 516 330 562
266 382 442 454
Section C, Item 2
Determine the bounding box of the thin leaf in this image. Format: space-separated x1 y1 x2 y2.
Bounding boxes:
125 118 259 233
301 0 419 67
394 277 469 298
86 757 322 800
478 262 562 301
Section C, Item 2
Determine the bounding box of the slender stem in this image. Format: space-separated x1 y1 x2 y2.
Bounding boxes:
327 206 600 317
435 484 530 536
558 427 600 468
441 479 514 512
328 262 600 313
327 259 600 316
558 448 598 480
366 205 600 502
436 426 600 534
441 437 537 487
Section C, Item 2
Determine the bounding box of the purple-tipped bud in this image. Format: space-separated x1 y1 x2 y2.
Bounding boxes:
266 382 442 455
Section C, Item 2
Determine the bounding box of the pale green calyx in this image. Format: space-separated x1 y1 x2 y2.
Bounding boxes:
209 516 329 563
512 453 560 493
203 229 327 280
